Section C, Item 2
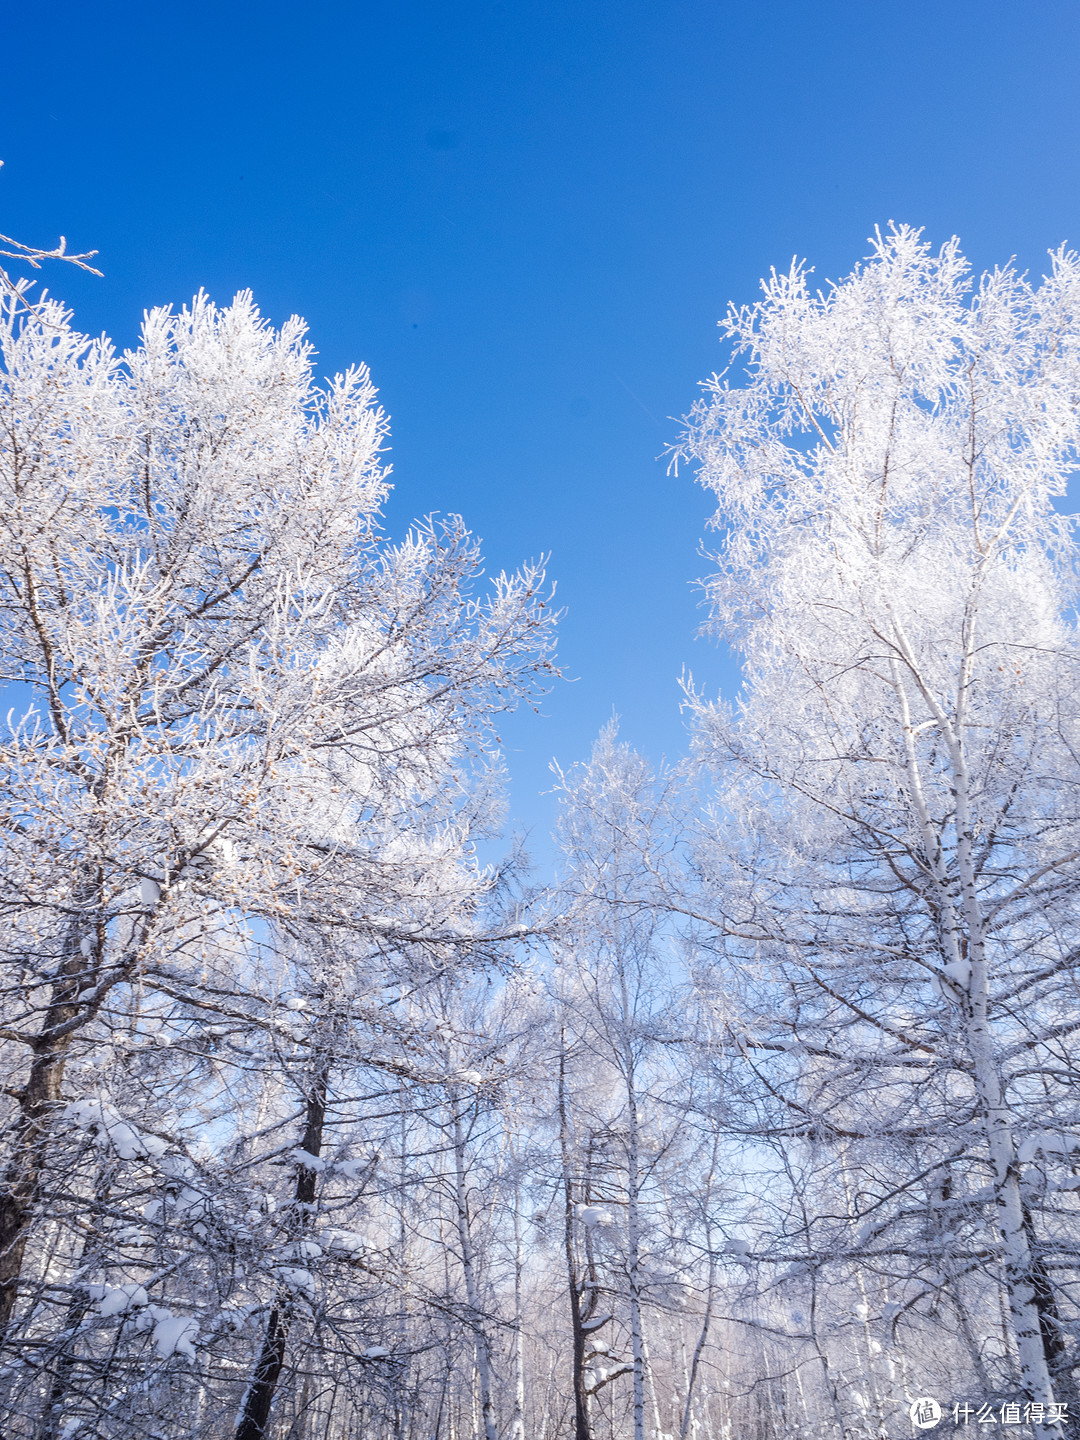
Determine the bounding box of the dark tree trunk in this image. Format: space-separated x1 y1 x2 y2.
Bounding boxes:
234 1057 330 1440
558 1040 590 1440
0 882 105 1340
1024 1206 1074 1406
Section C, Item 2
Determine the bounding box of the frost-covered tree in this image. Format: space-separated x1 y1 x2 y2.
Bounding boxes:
547 728 693 1440
677 226 1080 1431
0 286 555 1437
0 162 101 308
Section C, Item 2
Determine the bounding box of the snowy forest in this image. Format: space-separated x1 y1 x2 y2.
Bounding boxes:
2 223 1080 1440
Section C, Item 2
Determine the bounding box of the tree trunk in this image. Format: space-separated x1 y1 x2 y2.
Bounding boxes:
450 1096 498 1440
1024 1205 1073 1409
0 883 104 1339
640 1329 665 1440
558 1041 591 1440
510 1175 527 1440
619 1018 645 1440
235 1056 330 1440
891 642 1060 1428
951 715 1059 1423
679 1135 721 1440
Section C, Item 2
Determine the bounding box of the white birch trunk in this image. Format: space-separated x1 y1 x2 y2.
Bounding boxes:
619 972 647 1440
891 609 1059 1428
452 1099 499 1440
511 1174 527 1440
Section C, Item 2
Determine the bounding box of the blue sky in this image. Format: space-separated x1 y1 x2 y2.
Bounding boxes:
4 0 1080 860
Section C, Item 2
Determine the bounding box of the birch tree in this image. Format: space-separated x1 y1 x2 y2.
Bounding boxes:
0 285 556 1436
677 225 1080 1432
550 727 691 1440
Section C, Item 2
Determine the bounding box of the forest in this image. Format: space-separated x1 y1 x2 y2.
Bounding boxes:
1 224 1079 1440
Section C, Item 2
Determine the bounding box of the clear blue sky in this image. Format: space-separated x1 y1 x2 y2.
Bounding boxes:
4 0 1080 858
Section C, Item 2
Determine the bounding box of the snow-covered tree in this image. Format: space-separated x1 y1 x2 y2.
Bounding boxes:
0 285 556 1437
547 727 692 1440
677 225 1080 1431
13 213 1080 1440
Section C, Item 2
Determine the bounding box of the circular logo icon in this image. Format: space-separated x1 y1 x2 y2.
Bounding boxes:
909 1398 942 1430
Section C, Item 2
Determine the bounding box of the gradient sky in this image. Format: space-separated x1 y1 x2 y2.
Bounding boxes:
4 0 1080 861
